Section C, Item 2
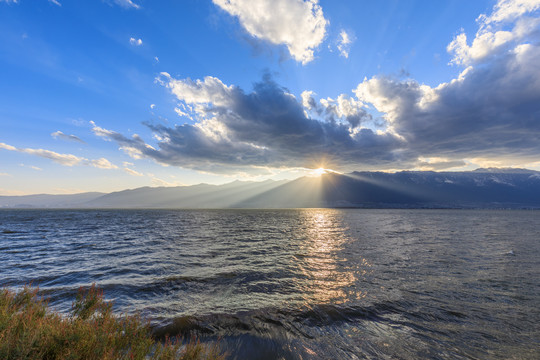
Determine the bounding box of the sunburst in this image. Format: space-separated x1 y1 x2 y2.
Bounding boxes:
311 167 330 176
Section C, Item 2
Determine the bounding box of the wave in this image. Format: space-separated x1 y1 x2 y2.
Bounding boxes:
152 300 410 340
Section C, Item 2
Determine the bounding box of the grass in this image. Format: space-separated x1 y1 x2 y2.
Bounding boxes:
0 284 226 360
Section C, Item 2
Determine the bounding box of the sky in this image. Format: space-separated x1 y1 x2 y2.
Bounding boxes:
1 0 540 195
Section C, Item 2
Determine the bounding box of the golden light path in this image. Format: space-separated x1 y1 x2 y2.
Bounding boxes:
298 209 372 305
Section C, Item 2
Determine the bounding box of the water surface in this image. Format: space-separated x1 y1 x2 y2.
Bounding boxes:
1 209 539 359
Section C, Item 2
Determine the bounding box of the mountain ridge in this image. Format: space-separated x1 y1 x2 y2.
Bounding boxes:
1 169 540 209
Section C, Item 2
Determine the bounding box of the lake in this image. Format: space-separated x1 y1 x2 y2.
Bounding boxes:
1 209 539 359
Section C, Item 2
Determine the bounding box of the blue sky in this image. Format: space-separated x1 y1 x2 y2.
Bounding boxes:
1 0 540 194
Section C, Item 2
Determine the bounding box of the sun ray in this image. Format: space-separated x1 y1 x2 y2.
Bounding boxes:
311 167 328 176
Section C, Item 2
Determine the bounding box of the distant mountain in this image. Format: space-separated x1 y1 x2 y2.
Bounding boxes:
0 192 105 208
318 169 540 208
82 179 288 208
1 169 540 209
233 169 540 208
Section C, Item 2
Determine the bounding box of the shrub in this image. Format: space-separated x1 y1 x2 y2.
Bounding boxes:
0 284 226 360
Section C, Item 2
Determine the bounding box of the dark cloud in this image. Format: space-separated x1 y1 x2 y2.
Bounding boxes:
93 75 404 172
93 1 540 173
96 41 540 173
356 43 540 161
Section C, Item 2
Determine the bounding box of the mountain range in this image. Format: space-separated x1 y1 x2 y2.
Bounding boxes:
2 168 540 209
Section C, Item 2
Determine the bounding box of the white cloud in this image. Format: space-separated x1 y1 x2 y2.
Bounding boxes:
16 147 82 166
0 0 19 4
129 37 143 46
89 158 118 169
302 90 370 129
114 0 140 9
0 188 26 196
0 142 118 169
0 143 16 151
154 56 159 63
301 90 317 110
337 30 354 58
355 77 427 124
123 167 143 176
20 164 43 171
322 94 367 127
174 107 189 117
150 104 156 109
90 120 115 139
119 146 144 159
51 130 84 143
48 0 61 6
448 0 540 65
212 0 328 64
484 0 540 24
160 72 235 109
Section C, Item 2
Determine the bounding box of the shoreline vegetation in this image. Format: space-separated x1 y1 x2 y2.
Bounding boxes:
0 285 226 360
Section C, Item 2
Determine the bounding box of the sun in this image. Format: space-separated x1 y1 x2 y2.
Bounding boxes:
311 167 329 176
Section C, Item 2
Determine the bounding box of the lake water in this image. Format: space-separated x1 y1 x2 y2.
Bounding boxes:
1 209 539 359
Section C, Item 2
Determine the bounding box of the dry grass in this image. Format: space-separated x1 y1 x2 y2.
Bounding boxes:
0 284 226 360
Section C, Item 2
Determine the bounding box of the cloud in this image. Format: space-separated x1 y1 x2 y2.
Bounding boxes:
355 43 540 163
415 157 467 171
302 90 371 128
90 0 540 174
212 0 328 64
485 0 540 23
0 143 16 151
0 142 117 169
1 143 82 166
448 0 540 65
0 188 26 196
92 74 403 172
48 0 61 6
0 172 11 176
0 0 19 4
89 158 118 169
113 0 139 9
337 30 354 58
90 121 116 139
129 37 143 46
123 167 144 176
20 164 43 171
95 33 540 172
51 131 85 143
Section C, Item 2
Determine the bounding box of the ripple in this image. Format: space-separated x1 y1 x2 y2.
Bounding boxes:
1 209 539 359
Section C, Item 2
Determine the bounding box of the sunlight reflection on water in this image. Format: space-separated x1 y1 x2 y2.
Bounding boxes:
1 209 539 359
297 210 361 304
